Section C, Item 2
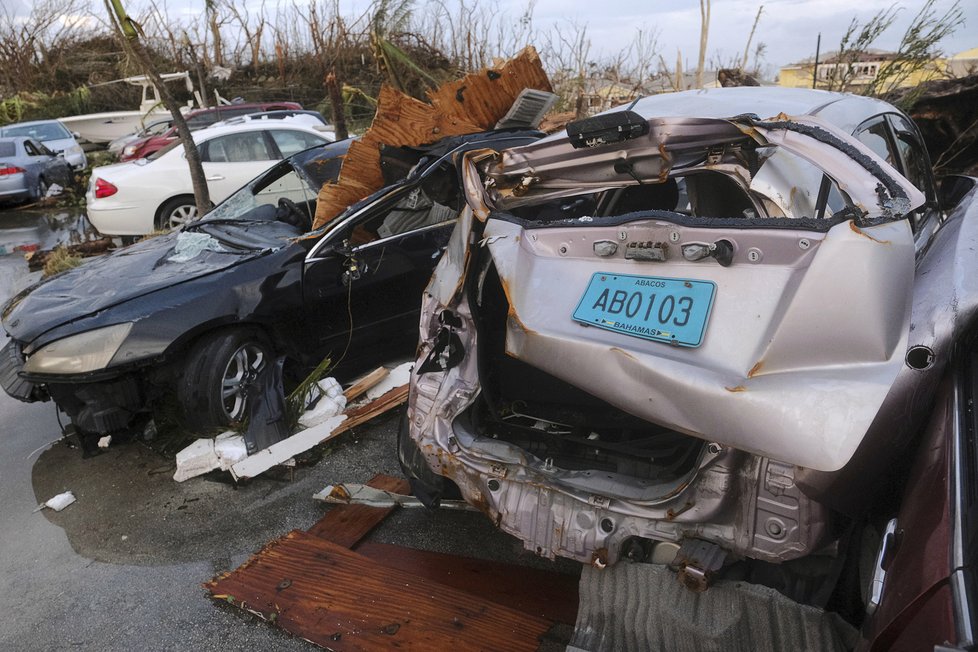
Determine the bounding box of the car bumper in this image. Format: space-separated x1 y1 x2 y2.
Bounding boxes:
0 174 30 201
86 198 154 236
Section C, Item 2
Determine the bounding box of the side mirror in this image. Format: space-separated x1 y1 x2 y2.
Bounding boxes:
938 175 976 212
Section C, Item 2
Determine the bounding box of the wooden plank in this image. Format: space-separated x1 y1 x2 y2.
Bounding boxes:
343 367 389 402
330 384 408 437
206 530 552 652
306 473 409 546
354 541 580 625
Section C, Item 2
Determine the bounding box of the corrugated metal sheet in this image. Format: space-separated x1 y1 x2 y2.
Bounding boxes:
569 563 857 652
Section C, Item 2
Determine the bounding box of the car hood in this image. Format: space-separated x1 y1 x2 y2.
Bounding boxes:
2 229 269 346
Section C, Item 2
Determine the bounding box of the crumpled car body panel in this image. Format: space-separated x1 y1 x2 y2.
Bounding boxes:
407 103 930 566
484 215 913 472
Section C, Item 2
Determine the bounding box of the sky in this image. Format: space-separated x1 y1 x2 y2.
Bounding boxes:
278 0 978 74
8 0 977 75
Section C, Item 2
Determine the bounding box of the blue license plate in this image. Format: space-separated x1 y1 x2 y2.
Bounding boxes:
572 273 716 347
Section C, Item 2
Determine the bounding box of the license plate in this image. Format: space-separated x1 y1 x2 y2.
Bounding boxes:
572 273 716 347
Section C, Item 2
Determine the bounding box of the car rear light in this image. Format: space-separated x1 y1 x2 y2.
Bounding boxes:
0 165 25 176
94 178 118 198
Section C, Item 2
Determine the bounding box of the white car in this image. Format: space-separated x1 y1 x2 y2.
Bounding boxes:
86 121 333 236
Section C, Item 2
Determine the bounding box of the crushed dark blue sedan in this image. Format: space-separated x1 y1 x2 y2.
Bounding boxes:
0 130 541 450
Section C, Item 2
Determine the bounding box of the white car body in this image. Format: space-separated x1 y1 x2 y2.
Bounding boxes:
86 120 333 236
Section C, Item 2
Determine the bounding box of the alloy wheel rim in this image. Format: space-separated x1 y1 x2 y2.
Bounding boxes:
220 343 266 422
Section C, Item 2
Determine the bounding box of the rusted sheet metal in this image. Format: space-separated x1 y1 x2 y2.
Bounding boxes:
313 47 551 230
206 530 552 651
306 473 409 547
355 541 580 625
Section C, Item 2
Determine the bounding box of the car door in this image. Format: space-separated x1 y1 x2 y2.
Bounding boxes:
859 337 978 651
198 130 279 203
301 183 457 370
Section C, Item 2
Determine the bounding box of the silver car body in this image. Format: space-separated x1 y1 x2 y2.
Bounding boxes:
0 137 72 203
406 88 937 567
0 120 87 169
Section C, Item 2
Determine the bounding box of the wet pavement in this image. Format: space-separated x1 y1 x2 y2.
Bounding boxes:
0 206 577 650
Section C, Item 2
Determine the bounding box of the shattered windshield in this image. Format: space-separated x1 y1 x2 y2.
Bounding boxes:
184 143 350 249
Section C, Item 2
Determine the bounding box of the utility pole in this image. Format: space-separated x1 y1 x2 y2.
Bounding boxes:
812 33 821 89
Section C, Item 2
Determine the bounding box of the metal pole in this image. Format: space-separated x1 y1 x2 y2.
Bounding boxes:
812 33 821 89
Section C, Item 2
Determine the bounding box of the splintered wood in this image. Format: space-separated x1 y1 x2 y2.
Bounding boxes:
313 46 552 229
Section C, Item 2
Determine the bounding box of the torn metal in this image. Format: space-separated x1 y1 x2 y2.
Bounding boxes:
404 88 943 570
313 483 475 510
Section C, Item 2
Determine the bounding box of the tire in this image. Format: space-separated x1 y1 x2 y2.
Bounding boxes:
177 329 273 432
156 196 196 231
33 177 49 201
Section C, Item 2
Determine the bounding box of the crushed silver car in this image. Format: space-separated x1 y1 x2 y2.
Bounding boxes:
399 87 969 579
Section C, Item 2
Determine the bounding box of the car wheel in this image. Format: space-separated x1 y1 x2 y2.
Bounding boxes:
34 177 49 201
156 196 196 230
177 329 272 431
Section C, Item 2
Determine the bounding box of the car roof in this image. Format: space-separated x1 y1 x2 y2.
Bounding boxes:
620 87 902 135
0 119 67 128
190 119 329 141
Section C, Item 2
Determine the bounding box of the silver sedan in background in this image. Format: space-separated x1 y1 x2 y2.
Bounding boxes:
0 137 73 204
0 119 87 169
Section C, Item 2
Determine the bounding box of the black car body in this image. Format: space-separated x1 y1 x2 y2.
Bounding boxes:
0 130 542 443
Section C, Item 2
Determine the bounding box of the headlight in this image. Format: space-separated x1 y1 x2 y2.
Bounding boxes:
67 145 83 156
122 144 136 157
24 323 133 374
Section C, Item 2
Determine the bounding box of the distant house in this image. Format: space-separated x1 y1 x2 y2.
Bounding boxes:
778 47 976 91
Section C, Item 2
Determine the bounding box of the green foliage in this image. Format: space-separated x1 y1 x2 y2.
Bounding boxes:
284 356 333 432
866 0 964 97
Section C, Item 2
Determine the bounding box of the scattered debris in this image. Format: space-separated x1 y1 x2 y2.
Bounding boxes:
97 435 112 449
37 491 76 512
27 237 115 273
342 367 389 401
364 362 411 401
298 377 347 429
213 431 248 470
312 46 553 229
313 483 475 510
173 438 221 483
230 415 347 481
173 431 249 482
174 364 411 483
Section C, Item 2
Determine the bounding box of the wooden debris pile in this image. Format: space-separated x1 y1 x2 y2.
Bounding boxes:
312 46 552 229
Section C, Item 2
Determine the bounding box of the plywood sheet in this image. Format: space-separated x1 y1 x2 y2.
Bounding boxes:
306 473 409 547
206 530 552 651
355 541 579 625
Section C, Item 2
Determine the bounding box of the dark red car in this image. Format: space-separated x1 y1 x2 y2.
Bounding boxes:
119 101 302 161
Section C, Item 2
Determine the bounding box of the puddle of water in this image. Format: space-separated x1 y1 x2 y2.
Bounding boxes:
0 206 98 256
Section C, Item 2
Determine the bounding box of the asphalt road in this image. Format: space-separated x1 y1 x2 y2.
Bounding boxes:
0 217 577 651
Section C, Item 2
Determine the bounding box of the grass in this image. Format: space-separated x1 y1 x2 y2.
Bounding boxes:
42 247 83 276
